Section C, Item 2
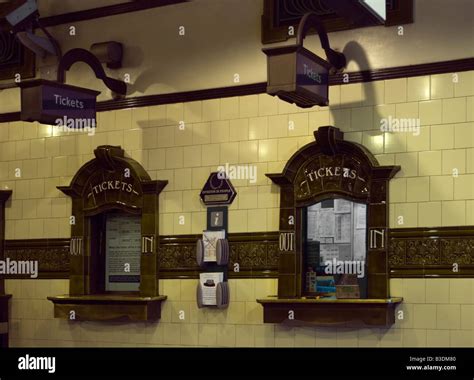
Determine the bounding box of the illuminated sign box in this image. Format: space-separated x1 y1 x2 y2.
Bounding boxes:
262 45 330 108
19 79 100 127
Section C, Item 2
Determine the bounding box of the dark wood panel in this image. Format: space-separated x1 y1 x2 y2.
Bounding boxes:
39 0 188 28
1 58 473 123
4 227 474 279
262 0 414 44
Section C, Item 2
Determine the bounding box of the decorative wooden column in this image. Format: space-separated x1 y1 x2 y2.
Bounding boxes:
48 146 167 321
0 190 12 347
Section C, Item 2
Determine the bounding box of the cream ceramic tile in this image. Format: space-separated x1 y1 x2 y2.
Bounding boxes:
131 106 149 129
201 144 220 166
180 324 198 346
258 185 278 208
467 200 474 224
336 328 358 347
166 103 184 127
362 80 385 106
114 109 131 130
309 110 330 129
174 168 192 191
419 100 442 125
277 98 300 115
402 329 427 347
107 131 124 147
431 125 454 150
162 192 183 213
437 304 461 329
248 117 268 140
442 200 466 226
413 304 436 329
29 179 44 199
431 73 454 99
328 85 341 108
418 151 441 176
165 147 183 169
351 107 373 131
340 83 362 106
288 113 309 136
374 104 396 130
430 176 453 200
407 76 430 102
406 126 429 152
235 325 254 347
358 328 381 347
210 120 230 143
238 186 258 209
362 131 384 155
345 132 362 144
220 142 239 164
191 211 206 234
449 279 473 304
454 71 474 97
182 145 201 168
389 178 406 203
449 330 473 347
426 329 450 347
395 102 419 120
201 99 220 122
443 98 466 123
52 157 68 177
294 327 316 347
315 328 337 347
157 126 175 147
394 203 418 228
277 137 298 161
379 328 402 347
15 140 30 160
461 305 474 330
329 108 351 131
395 153 418 177
229 118 249 141
258 139 278 162
8 122 24 141
174 212 192 234
385 78 407 104
239 95 259 118
454 174 474 199
183 101 202 124
191 167 211 190
406 177 429 202
217 98 239 121
268 115 289 138
258 94 278 116
274 325 295 347
148 149 166 170
254 325 275 347
418 202 442 227
454 122 474 148
228 210 248 233
216 324 236 347
384 132 407 153
468 149 474 173
239 141 258 164
248 208 267 232
468 97 474 121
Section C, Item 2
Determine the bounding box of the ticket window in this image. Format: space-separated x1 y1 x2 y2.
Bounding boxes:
90 211 141 294
304 198 368 297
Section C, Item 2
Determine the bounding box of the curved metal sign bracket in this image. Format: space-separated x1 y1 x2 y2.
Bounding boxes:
57 48 127 96
296 12 346 72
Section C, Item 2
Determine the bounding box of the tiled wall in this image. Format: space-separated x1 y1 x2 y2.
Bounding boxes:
1 71 474 347
5 278 473 347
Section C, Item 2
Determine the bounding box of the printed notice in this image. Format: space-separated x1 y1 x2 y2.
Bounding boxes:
106 214 141 291
319 209 335 237
203 230 225 262
335 213 351 243
334 199 352 213
199 272 224 306
320 244 339 264
355 203 367 229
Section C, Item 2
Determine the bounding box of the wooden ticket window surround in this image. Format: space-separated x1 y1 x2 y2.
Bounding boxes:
0 190 12 347
257 127 403 326
48 145 167 321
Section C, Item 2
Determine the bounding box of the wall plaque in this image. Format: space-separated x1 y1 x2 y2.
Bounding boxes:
200 172 237 206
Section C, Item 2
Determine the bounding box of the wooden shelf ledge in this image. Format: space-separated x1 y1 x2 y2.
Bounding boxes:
257 296 403 326
47 294 167 322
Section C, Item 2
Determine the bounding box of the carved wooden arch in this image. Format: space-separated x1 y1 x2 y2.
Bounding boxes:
267 126 400 299
58 145 167 298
